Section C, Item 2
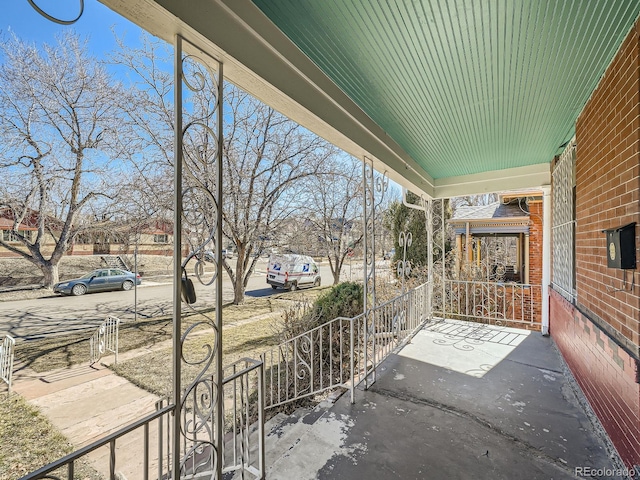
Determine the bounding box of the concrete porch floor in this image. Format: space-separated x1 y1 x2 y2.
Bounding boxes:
265 320 622 480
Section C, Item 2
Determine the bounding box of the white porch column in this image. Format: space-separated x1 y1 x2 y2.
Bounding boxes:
541 186 551 336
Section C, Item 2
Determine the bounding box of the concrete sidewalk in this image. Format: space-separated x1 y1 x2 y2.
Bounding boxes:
12 354 161 477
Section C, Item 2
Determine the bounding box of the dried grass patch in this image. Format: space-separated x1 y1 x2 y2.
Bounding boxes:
15 316 175 373
111 287 332 397
0 393 101 479
111 316 279 397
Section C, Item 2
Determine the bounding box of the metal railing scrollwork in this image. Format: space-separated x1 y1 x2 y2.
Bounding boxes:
362 159 388 389
397 231 412 294
1 334 15 394
434 279 540 327
261 282 430 410
157 359 265 479
89 316 120 366
26 0 84 25
173 34 225 479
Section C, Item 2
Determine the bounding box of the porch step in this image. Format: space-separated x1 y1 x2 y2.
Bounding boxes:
224 391 347 479
263 397 360 480
101 255 130 271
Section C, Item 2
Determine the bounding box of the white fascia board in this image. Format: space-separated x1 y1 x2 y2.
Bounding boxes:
433 163 551 199
99 0 435 197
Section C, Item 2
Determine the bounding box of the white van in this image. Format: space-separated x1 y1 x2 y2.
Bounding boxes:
267 254 321 290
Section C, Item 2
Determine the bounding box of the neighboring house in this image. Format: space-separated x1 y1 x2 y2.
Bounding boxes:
448 192 545 329
0 211 175 258
88 220 175 256
449 191 543 285
0 209 58 258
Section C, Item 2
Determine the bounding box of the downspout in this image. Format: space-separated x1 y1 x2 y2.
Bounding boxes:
541 186 551 336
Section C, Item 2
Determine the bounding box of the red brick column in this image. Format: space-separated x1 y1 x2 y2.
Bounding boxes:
528 199 543 324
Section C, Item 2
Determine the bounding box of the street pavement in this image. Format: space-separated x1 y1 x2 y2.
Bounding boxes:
0 260 342 341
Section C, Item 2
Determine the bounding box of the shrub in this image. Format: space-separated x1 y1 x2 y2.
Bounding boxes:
311 281 364 325
266 282 365 412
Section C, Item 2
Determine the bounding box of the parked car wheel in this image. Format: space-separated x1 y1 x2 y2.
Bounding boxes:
314 278 321 287
72 284 87 296
122 280 134 291
271 285 278 290
290 282 298 291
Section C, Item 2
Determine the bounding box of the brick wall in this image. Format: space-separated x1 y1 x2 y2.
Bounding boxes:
528 199 543 324
574 18 640 351
551 18 640 470
551 289 640 469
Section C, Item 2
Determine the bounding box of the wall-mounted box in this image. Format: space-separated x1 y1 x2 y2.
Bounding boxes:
603 222 636 269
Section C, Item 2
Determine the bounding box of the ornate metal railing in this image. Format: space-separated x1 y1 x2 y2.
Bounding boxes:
222 358 265 479
157 359 265 479
89 316 120 365
1 334 15 394
21 358 265 480
21 402 175 480
262 314 358 408
434 280 541 327
261 282 430 409
368 281 429 362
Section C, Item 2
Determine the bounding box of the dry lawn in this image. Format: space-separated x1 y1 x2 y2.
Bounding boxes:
0 393 101 480
111 287 331 396
111 315 279 397
16 315 175 373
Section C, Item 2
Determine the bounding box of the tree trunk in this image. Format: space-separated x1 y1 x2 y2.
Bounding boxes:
233 275 245 304
332 269 341 285
42 263 60 289
228 245 247 305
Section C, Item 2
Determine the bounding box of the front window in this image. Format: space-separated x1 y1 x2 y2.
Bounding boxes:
552 140 576 302
1 229 33 242
154 233 168 243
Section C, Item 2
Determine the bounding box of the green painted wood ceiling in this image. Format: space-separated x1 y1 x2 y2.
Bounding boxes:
251 0 640 180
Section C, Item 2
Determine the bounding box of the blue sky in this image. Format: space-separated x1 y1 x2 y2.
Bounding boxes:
2 1 140 54
2 1 402 198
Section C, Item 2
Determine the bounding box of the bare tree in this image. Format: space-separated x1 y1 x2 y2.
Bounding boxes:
450 193 498 209
221 89 336 303
303 157 363 284
0 32 128 287
113 35 337 304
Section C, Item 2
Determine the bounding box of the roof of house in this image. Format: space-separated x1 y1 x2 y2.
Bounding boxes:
451 202 529 223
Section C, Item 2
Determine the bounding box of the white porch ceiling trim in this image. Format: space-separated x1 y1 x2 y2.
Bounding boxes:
100 0 551 198
434 163 551 199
